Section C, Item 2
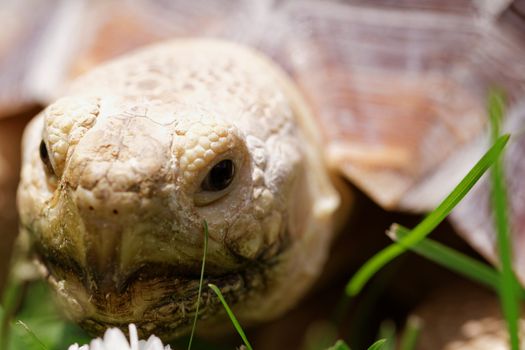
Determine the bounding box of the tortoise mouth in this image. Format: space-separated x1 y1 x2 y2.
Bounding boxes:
35 249 271 340
75 272 252 340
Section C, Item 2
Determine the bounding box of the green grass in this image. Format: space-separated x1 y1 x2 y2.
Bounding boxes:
388 225 514 295
208 283 253 350
346 134 510 296
0 270 23 349
346 90 520 348
187 221 209 350
398 317 421 350
326 340 351 350
324 339 386 350
380 91 520 349
377 320 396 350
15 320 48 350
488 91 520 350
367 339 386 350
3 281 90 350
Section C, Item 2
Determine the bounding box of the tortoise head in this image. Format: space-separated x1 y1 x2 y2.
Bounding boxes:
17 39 339 340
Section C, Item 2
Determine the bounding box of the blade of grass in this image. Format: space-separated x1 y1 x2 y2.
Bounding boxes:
489 90 520 350
399 316 422 350
187 221 209 350
208 283 253 350
347 259 403 349
15 320 49 350
0 266 26 349
0 305 5 350
388 224 519 295
489 90 505 141
346 134 510 296
367 339 386 350
326 339 351 350
377 320 396 350
0 278 21 349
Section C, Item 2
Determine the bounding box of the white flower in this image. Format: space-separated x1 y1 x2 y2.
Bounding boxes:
68 324 172 350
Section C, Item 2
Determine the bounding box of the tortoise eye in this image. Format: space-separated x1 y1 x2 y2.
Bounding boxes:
201 159 235 192
39 140 55 175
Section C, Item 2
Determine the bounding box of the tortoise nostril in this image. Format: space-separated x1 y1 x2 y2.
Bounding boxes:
39 140 55 175
113 209 119 215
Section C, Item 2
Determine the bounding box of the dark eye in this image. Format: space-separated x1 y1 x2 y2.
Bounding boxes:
201 159 235 192
39 140 55 175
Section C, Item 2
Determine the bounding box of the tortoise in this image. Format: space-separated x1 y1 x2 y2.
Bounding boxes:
4 0 525 346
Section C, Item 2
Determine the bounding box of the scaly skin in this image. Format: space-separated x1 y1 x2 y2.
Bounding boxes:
17 39 340 339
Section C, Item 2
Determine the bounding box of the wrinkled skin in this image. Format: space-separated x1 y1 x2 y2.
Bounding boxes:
17 40 340 339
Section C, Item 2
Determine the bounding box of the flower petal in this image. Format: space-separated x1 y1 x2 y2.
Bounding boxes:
89 338 105 350
141 335 165 350
67 324 170 350
103 327 131 349
129 324 139 350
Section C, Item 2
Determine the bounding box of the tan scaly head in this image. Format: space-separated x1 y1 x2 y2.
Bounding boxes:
17 39 340 339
